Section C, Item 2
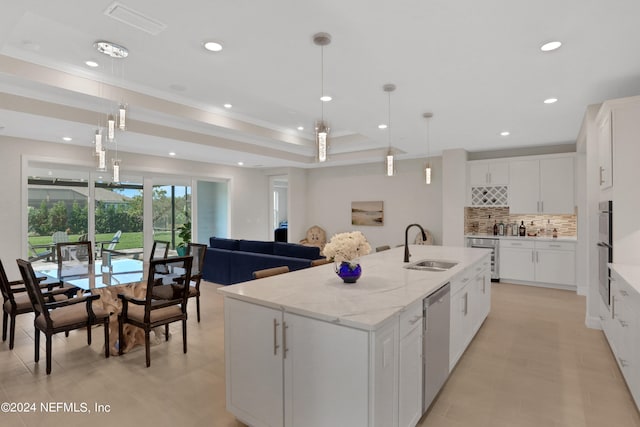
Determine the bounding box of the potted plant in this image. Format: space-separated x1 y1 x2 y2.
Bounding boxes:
176 220 191 256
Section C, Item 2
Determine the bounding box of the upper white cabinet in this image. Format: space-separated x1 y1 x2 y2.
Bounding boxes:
508 156 575 214
597 107 613 189
467 161 509 206
468 162 509 186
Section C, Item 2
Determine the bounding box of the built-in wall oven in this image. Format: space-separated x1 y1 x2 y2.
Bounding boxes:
597 200 613 307
466 237 499 281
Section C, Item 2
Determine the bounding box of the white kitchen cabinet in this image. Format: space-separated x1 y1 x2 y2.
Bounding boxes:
449 257 491 372
604 269 640 409
398 301 423 427
598 107 613 189
468 161 509 186
499 240 575 287
225 298 284 427
225 298 371 427
508 156 575 214
499 241 535 282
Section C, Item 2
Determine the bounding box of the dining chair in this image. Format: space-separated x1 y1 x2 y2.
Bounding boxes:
16 259 110 374
1 258 77 350
310 258 331 267
252 266 290 279
186 243 207 322
56 241 93 267
150 240 170 260
118 255 193 367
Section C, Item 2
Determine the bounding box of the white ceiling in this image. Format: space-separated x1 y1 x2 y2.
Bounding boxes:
1 0 640 170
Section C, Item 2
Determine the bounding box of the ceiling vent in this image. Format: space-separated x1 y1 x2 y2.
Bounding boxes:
104 2 167 35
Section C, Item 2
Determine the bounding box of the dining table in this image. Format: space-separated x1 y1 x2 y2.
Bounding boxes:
39 257 156 355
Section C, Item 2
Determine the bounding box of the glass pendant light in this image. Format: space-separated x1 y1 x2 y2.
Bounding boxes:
383 84 396 177
118 104 127 130
313 32 331 162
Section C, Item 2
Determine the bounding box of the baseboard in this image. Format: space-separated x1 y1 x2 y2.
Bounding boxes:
498 279 577 292
585 315 602 330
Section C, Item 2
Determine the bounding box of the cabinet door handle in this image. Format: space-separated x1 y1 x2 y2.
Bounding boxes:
600 166 605 185
620 290 629 297
549 244 561 248
409 314 423 325
531 250 535 263
619 357 629 368
461 277 469 283
273 318 280 355
541 201 544 212
619 319 629 328
488 172 492 183
463 292 468 316
611 295 616 320
536 251 539 263
282 321 289 359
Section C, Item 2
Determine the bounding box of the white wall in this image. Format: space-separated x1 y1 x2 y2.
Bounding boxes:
442 149 467 247
304 158 443 251
0 135 269 279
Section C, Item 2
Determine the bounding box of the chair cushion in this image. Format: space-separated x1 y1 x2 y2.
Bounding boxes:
126 304 184 323
3 292 68 313
188 286 199 297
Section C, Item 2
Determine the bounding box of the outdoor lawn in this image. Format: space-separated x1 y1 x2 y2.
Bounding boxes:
28 231 180 250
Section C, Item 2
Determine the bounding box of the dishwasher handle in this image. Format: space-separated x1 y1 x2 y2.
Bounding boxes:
426 282 450 307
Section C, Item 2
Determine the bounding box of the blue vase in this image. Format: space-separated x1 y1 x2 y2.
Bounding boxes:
336 262 362 284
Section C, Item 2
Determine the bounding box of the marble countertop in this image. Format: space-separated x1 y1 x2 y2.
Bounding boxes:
610 263 640 294
217 245 490 331
465 234 577 242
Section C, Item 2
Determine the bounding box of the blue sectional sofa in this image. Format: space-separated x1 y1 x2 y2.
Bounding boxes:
202 237 325 285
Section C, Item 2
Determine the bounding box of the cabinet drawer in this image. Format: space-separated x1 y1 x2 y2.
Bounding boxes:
535 241 575 251
400 300 423 337
500 240 535 249
450 271 473 295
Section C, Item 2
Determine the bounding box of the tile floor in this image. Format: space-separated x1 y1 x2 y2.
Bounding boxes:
1 281 638 427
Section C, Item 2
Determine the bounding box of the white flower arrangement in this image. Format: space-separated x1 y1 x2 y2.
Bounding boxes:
322 231 371 265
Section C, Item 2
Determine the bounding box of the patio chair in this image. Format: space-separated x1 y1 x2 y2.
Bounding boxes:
186 243 207 322
16 259 110 374
28 242 53 262
97 230 122 258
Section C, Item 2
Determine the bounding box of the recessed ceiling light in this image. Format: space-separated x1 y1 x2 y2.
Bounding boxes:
540 41 562 52
203 41 223 52
169 152 176 156
224 103 232 109
320 95 332 102
85 60 99 68
378 124 388 129
544 98 558 104
237 162 244 166
62 137 72 141
297 126 304 131
500 131 510 136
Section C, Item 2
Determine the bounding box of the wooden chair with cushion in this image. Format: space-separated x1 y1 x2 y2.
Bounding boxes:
1 258 75 350
16 259 110 374
186 243 207 322
299 225 327 254
311 258 331 267
252 266 290 279
150 240 170 260
118 255 193 367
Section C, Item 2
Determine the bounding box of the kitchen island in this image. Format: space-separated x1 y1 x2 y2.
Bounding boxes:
218 245 491 427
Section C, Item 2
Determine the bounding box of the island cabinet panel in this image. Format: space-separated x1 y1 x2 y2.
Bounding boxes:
225 296 389 427
225 298 284 427
450 258 492 372
398 301 424 427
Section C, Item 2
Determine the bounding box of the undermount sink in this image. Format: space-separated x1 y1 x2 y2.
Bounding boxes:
404 259 458 272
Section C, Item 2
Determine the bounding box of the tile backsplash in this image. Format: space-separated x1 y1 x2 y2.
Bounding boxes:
464 207 577 237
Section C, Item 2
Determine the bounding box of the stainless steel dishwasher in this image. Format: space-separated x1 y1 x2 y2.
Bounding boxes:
423 282 450 413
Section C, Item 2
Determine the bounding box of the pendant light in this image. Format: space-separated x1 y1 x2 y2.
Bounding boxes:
313 32 331 162
423 112 433 184
383 84 396 176
92 40 128 181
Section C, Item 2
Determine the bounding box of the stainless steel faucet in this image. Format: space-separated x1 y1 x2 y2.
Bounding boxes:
404 223 427 262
